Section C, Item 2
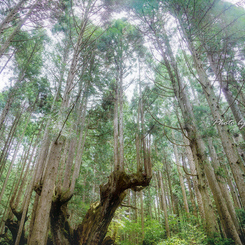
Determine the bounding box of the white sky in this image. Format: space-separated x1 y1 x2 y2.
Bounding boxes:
0 0 244 93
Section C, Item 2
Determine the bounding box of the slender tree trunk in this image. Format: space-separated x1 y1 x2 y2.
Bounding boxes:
152 24 242 243
184 137 204 220
114 82 119 170
182 155 197 217
0 112 20 176
0 112 31 203
223 163 242 209
0 0 38 58
0 0 27 34
163 151 176 214
140 190 144 242
180 24 245 208
207 137 244 239
158 171 170 238
172 133 189 214
208 54 245 140
119 56 124 171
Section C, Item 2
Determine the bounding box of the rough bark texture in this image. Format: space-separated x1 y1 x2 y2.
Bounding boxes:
50 198 73 245
29 141 64 245
152 22 242 243
74 170 151 245
172 138 189 214
181 25 245 208
158 172 170 237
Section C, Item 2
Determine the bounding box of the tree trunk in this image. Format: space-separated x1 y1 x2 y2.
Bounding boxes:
163 151 176 214
29 141 64 245
184 137 204 220
152 23 242 243
158 171 170 238
140 190 144 242
74 170 151 244
118 56 124 171
208 54 245 141
0 0 27 34
182 155 197 217
113 82 119 170
0 0 38 59
172 133 189 214
180 23 245 208
207 137 244 239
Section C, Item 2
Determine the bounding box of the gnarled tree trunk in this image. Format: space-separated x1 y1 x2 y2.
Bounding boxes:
49 170 151 245
74 170 151 244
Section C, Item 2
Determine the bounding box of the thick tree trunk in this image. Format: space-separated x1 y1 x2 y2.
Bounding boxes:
29 141 64 245
74 170 151 245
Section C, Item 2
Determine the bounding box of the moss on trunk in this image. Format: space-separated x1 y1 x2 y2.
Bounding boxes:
49 170 151 245
74 170 151 245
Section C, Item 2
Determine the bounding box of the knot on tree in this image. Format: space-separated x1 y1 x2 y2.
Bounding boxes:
34 182 43 195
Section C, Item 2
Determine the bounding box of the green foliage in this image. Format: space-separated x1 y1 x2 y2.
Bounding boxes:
117 218 165 245
143 219 165 245
205 236 235 245
118 220 142 245
158 222 207 245
158 236 189 245
158 213 209 245
236 208 245 228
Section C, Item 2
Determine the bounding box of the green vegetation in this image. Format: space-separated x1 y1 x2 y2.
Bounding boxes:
0 0 245 244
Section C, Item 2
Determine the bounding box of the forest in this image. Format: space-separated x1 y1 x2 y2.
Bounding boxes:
0 0 245 244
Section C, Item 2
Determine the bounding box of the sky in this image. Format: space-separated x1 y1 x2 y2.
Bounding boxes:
0 0 244 93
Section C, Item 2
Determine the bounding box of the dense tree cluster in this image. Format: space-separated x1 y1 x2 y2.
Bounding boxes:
0 0 245 244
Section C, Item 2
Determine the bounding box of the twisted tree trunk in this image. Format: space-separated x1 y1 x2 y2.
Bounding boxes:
74 170 151 244
50 170 151 245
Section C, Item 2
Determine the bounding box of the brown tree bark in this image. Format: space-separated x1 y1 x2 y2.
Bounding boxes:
149 21 242 243
29 141 64 245
158 171 170 238
0 0 38 59
172 135 189 214
179 23 245 208
207 137 244 239
0 0 27 34
74 170 151 244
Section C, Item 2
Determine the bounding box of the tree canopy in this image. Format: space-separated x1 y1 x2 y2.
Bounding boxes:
0 0 245 244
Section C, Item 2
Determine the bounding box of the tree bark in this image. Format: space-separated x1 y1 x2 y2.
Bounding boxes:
29 141 64 245
74 170 151 244
151 22 242 243
180 23 245 208
158 171 170 238
172 136 189 214
0 0 38 58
